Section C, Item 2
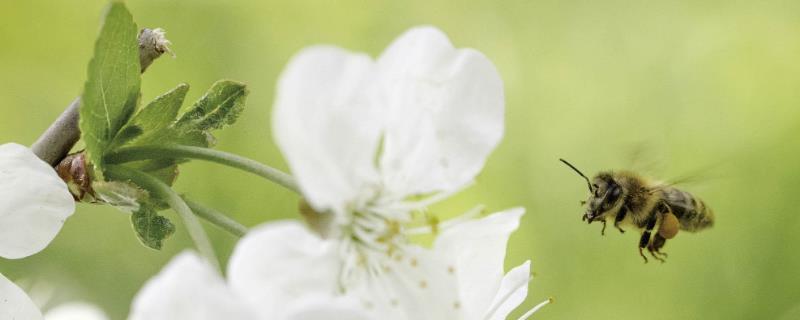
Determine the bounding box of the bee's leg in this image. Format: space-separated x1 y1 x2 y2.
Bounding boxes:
638 214 658 263
600 220 607 236
649 234 669 258
647 244 666 263
614 206 628 233
651 202 672 259
645 216 667 263
638 231 652 263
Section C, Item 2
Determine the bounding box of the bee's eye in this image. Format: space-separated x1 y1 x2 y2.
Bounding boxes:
611 187 620 197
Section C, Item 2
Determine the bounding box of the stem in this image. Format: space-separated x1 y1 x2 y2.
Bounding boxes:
184 197 248 237
105 165 219 271
32 28 172 166
104 145 300 193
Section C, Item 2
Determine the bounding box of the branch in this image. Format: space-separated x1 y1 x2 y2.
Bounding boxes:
31 28 172 166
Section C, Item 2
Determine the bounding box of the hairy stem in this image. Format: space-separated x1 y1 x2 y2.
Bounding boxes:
105 165 220 271
104 145 300 193
32 28 171 166
184 197 248 237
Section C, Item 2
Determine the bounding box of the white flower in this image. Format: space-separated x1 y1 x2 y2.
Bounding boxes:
270 25 541 318
0 273 107 320
0 143 75 259
0 272 42 319
130 26 548 319
44 303 109 320
130 210 537 320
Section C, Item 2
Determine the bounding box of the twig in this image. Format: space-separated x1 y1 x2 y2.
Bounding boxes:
31 28 172 166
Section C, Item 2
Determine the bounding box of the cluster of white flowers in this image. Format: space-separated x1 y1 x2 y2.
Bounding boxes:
1 26 547 319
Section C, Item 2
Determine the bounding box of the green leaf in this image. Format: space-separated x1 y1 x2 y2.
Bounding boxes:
110 83 189 148
176 80 248 132
94 172 175 249
93 180 149 211
131 204 176 250
125 159 180 189
146 163 180 187
110 126 144 149
79 2 141 175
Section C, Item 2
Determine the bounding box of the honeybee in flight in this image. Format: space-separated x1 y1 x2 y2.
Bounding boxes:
559 159 714 263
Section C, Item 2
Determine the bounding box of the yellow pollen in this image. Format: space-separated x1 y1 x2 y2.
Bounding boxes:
419 280 428 289
447 266 455 274
410 258 418 267
454 301 461 309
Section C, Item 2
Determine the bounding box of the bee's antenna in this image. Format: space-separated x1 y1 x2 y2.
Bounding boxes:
559 158 594 192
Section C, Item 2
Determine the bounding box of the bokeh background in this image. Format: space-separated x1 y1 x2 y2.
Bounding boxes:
2 0 800 319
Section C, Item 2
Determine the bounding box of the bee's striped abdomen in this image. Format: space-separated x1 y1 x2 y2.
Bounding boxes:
661 187 714 232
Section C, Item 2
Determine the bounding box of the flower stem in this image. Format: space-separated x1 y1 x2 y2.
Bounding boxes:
104 145 300 193
183 197 248 237
31 29 171 166
105 165 220 271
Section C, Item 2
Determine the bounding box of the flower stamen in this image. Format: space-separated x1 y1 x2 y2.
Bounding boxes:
405 204 486 235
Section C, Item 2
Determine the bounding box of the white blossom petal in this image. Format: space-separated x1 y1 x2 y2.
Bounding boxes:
376 26 505 196
0 272 43 320
345 247 465 320
273 47 383 214
285 296 375 320
485 261 531 320
228 221 342 318
44 302 108 320
129 251 257 320
0 143 75 259
433 207 524 318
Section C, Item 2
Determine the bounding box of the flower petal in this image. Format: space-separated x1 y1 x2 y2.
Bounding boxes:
376 26 505 197
433 207 524 318
129 251 257 320
273 47 383 214
0 272 43 320
228 221 342 319
344 247 465 320
0 143 75 259
485 261 531 320
44 302 108 320
285 296 375 320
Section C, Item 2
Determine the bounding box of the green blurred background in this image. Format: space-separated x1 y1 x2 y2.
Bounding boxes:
2 0 799 319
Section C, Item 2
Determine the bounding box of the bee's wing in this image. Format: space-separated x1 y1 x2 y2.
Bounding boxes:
625 141 666 177
647 163 724 193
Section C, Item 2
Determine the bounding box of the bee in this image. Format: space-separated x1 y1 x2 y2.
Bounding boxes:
559 159 714 263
